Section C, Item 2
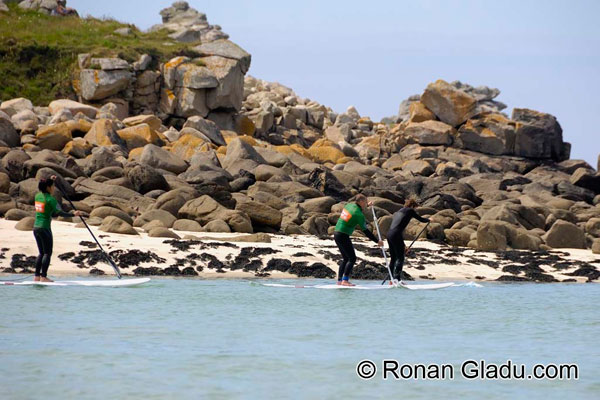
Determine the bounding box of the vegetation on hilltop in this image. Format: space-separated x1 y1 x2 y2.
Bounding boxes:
0 4 199 105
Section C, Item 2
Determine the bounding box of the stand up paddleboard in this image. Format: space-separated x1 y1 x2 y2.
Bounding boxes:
258 281 454 290
0 278 151 287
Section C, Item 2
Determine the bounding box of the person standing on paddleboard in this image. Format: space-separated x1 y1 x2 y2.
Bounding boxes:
33 175 81 282
334 194 383 286
387 198 430 283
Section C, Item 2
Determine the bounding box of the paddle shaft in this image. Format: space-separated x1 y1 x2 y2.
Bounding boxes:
371 206 396 287
55 183 122 279
381 221 430 285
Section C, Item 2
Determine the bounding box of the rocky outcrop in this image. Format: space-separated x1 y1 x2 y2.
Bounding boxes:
0 5 595 260
18 0 77 15
153 1 229 43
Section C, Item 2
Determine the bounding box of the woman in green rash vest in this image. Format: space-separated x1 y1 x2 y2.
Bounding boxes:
33 176 81 282
334 194 382 286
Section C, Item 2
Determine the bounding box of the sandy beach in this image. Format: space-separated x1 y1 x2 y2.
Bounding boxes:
1 219 598 283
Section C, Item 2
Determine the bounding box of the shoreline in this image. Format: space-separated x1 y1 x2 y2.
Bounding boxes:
1 219 599 283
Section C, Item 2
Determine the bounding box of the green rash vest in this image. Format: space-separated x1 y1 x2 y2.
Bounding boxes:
34 192 58 230
335 203 367 235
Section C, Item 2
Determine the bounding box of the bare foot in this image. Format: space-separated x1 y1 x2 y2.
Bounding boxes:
341 281 356 287
33 276 41 282
40 277 54 283
336 281 342 285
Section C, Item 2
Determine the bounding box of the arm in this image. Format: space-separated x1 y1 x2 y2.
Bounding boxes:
361 226 379 243
358 211 379 244
53 202 75 218
410 208 429 223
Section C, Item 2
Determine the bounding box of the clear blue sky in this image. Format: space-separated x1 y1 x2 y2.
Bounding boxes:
71 0 600 166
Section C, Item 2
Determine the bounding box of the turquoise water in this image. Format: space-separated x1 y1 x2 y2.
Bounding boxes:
0 278 598 399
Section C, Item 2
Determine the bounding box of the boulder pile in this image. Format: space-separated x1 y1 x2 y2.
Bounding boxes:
1 1 599 256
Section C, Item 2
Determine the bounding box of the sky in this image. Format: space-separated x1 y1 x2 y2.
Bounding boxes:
71 0 600 166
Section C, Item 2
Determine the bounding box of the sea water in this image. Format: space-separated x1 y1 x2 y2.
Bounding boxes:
0 278 598 399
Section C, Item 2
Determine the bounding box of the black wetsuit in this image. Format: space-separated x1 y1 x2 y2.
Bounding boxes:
334 229 378 281
33 228 54 278
387 207 429 280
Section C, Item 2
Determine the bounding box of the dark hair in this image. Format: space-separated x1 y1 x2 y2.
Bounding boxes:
405 198 418 208
38 178 54 194
355 194 367 204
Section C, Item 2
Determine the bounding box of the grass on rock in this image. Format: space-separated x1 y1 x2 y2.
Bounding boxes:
0 4 200 105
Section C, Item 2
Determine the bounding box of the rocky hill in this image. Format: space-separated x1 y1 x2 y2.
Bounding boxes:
1 1 600 264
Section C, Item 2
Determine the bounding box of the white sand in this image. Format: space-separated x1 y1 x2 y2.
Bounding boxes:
0 219 597 283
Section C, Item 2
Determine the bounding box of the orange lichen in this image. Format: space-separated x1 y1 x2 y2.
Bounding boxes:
164 56 186 71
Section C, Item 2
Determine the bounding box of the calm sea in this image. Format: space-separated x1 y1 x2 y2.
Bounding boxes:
0 278 598 399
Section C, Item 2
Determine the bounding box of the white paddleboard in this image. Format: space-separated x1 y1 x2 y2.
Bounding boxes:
0 278 151 287
259 281 454 290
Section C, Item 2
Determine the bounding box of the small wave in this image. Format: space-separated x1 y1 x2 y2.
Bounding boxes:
452 281 483 288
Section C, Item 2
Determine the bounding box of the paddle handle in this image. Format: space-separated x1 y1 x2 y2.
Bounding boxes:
371 206 396 287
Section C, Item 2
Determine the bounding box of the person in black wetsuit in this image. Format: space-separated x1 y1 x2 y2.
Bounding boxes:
32 176 80 282
387 198 430 282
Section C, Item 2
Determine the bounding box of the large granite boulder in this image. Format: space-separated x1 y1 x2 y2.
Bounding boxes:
222 137 266 173
235 199 282 228
134 209 177 228
126 164 169 194
178 195 252 233
170 133 213 161
73 178 154 211
84 119 127 147
173 219 203 232
80 58 131 101
0 118 19 147
481 203 545 230
420 79 477 127
194 39 251 75
84 146 123 175
512 108 567 161
15 217 36 231
36 123 73 151
1 149 31 182
247 181 322 200
151 188 197 216
455 113 516 155
543 220 586 249
182 116 225 146
404 120 454 146
407 101 435 123
89 206 133 225
99 216 138 235
11 109 39 132
0 97 33 117
477 220 541 251
203 55 245 111
140 144 188 174
48 99 97 119
117 124 164 150
570 168 600 194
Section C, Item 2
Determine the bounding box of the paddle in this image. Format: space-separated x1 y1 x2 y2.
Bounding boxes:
54 178 122 279
381 221 430 285
371 205 396 287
